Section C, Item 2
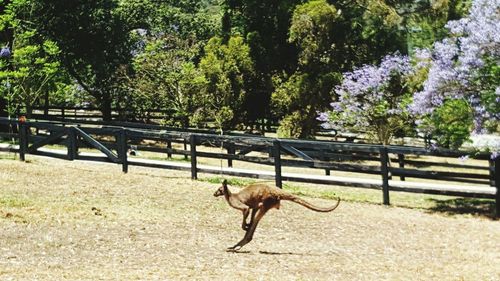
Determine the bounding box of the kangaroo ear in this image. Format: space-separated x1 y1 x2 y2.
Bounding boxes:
222 179 228 186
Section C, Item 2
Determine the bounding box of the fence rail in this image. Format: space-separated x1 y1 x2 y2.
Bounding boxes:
0 117 498 217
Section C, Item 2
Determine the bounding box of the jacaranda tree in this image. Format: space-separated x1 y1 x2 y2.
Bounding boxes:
410 0 499 136
318 53 415 145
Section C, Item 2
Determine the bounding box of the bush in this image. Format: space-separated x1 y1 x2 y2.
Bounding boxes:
423 99 473 149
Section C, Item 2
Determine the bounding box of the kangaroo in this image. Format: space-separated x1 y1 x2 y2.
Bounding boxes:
213 179 340 251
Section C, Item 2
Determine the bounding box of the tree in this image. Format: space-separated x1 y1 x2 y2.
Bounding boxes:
222 0 304 128
125 34 206 126
271 0 341 138
318 53 415 145
118 0 221 125
410 0 499 135
31 0 134 120
120 0 222 41
195 36 254 130
0 0 66 118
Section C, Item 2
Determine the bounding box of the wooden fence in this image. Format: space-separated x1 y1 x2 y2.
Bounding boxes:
0 117 498 216
30 106 175 123
30 106 432 145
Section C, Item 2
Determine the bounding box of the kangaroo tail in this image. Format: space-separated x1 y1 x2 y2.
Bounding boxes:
284 194 340 212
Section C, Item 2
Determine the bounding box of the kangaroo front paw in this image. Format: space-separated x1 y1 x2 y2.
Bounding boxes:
242 223 251 231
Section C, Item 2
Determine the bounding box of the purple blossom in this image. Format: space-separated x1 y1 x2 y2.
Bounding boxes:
491 151 499 160
0 47 11 58
316 111 329 122
430 143 439 151
411 0 500 133
319 53 414 143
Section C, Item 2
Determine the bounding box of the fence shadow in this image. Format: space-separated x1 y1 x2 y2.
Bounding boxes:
426 198 496 219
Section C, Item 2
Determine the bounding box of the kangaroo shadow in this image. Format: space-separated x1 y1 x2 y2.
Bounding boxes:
258 251 303 256
426 197 496 219
226 250 329 257
258 250 337 257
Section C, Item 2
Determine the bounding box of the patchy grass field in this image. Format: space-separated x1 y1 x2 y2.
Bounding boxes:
0 153 499 280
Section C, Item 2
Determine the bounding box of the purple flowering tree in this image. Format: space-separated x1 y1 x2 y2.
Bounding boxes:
318 53 415 145
410 0 500 134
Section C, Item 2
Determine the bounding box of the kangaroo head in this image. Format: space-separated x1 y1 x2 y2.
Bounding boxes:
213 179 228 197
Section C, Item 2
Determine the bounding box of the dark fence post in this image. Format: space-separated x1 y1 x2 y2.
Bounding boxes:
167 140 172 159
489 159 495 187
380 146 390 205
227 142 235 168
190 134 197 180
119 129 128 173
398 154 405 181
274 140 282 188
18 122 27 161
494 156 499 218
67 127 78 161
324 156 331 176
184 139 188 160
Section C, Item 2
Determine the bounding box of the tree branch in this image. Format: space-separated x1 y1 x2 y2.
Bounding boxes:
64 61 96 97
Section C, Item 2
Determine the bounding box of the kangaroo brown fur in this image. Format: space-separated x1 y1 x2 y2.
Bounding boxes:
213 179 340 251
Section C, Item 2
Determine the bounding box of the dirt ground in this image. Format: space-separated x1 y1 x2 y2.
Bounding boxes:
0 154 499 280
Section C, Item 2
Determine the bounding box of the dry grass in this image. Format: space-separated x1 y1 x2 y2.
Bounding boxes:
0 153 499 280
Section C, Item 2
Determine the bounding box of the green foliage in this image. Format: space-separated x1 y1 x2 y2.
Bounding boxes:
31 0 135 120
0 0 66 117
405 0 472 52
420 99 473 149
360 0 402 40
271 0 342 138
126 34 206 126
196 36 254 130
475 56 500 132
272 71 339 138
119 0 222 41
276 110 310 139
222 0 304 126
289 0 339 66
114 0 222 124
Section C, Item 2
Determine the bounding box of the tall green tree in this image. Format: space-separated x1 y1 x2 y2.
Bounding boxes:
31 0 134 120
272 0 341 138
195 36 254 130
118 0 221 124
0 0 66 118
125 34 206 126
222 0 304 128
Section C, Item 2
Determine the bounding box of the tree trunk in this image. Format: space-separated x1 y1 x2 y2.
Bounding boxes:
44 90 49 118
101 92 112 121
25 102 33 119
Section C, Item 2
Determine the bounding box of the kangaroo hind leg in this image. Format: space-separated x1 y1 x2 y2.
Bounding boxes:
243 208 258 231
241 209 250 231
228 207 268 251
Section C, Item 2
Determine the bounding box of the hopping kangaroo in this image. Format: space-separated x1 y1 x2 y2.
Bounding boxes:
214 179 340 251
